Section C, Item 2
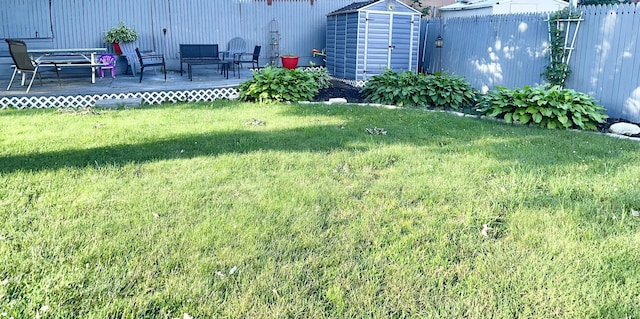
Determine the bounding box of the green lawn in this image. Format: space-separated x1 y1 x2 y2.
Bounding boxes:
0 101 639 318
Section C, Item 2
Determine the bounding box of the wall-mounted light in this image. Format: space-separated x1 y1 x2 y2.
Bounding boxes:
435 35 444 48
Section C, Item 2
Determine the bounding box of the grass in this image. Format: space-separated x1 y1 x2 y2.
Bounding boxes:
0 101 639 318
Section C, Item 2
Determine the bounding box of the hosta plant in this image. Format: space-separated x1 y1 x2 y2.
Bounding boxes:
302 67 332 90
238 66 319 103
362 70 426 107
479 84 608 131
361 70 477 109
424 72 478 108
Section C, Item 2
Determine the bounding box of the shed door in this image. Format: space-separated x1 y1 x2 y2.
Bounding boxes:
363 12 416 79
389 14 416 72
363 12 391 79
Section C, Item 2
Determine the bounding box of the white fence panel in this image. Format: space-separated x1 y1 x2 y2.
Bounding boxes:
422 3 640 122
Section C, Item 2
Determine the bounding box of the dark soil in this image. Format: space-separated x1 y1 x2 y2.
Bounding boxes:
311 80 639 138
312 80 365 103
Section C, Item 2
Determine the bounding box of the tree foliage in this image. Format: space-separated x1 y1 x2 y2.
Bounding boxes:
407 0 431 17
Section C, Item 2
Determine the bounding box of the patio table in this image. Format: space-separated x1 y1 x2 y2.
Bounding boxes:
28 48 107 84
186 59 232 81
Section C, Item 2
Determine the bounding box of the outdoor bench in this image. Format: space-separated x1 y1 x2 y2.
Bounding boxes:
179 44 224 77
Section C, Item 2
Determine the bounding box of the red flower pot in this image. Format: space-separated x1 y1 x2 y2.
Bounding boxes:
113 42 123 55
281 56 299 70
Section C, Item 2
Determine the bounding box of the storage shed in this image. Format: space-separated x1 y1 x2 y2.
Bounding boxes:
326 0 421 83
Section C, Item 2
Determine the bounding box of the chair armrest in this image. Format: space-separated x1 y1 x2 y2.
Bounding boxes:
233 52 251 61
141 54 165 60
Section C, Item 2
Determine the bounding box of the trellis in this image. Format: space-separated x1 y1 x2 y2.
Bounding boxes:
547 11 584 67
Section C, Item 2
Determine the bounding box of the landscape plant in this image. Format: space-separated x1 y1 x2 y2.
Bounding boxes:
0 103 638 318
362 70 477 109
479 84 608 130
423 71 478 108
542 9 582 86
238 66 318 103
303 67 332 90
103 21 138 43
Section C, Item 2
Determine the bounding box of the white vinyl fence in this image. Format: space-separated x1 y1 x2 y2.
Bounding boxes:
422 4 640 123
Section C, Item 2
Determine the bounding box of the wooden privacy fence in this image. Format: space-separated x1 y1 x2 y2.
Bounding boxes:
422 4 640 123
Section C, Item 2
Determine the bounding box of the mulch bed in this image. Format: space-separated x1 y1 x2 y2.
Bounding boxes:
312 80 365 103
311 80 640 137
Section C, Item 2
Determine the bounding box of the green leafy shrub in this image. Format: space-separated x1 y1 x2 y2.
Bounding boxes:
310 67 332 90
361 70 477 109
103 21 138 43
424 72 478 108
479 84 608 131
362 70 424 107
300 67 332 90
238 66 319 103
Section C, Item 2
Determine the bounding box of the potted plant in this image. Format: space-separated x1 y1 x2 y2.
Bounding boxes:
103 21 138 54
281 53 299 70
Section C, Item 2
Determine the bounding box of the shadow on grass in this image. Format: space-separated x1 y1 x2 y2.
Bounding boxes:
284 103 638 165
0 125 367 173
1 104 637 175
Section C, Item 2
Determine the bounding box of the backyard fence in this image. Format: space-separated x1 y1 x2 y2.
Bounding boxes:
0 0 355 74
421 3 640 123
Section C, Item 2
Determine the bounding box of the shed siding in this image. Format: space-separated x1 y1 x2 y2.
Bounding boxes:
344 14 360 80
326 15 338 76
334 13 348 78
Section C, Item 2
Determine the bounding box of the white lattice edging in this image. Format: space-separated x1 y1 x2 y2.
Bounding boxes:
332 77 367 88
0 87 239 109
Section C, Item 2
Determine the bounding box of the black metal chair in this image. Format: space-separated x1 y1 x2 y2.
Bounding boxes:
134 47 166 83
233 45 261 78
5 39 60 93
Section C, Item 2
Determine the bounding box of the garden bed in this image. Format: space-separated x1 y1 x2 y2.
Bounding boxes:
311 80 639 138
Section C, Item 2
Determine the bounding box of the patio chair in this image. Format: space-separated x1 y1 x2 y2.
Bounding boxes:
120 42 139 76
135 47 166 83
226 37 247 60
97 53 117 78
5 39 60 93
233 45 261 78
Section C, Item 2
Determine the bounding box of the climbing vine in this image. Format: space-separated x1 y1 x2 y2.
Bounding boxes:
542 9 582 86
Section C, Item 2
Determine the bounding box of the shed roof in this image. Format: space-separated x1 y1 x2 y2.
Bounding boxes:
327 0 420 16
328 0 378 15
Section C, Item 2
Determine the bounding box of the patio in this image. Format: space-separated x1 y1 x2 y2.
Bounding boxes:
0 65 252 108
